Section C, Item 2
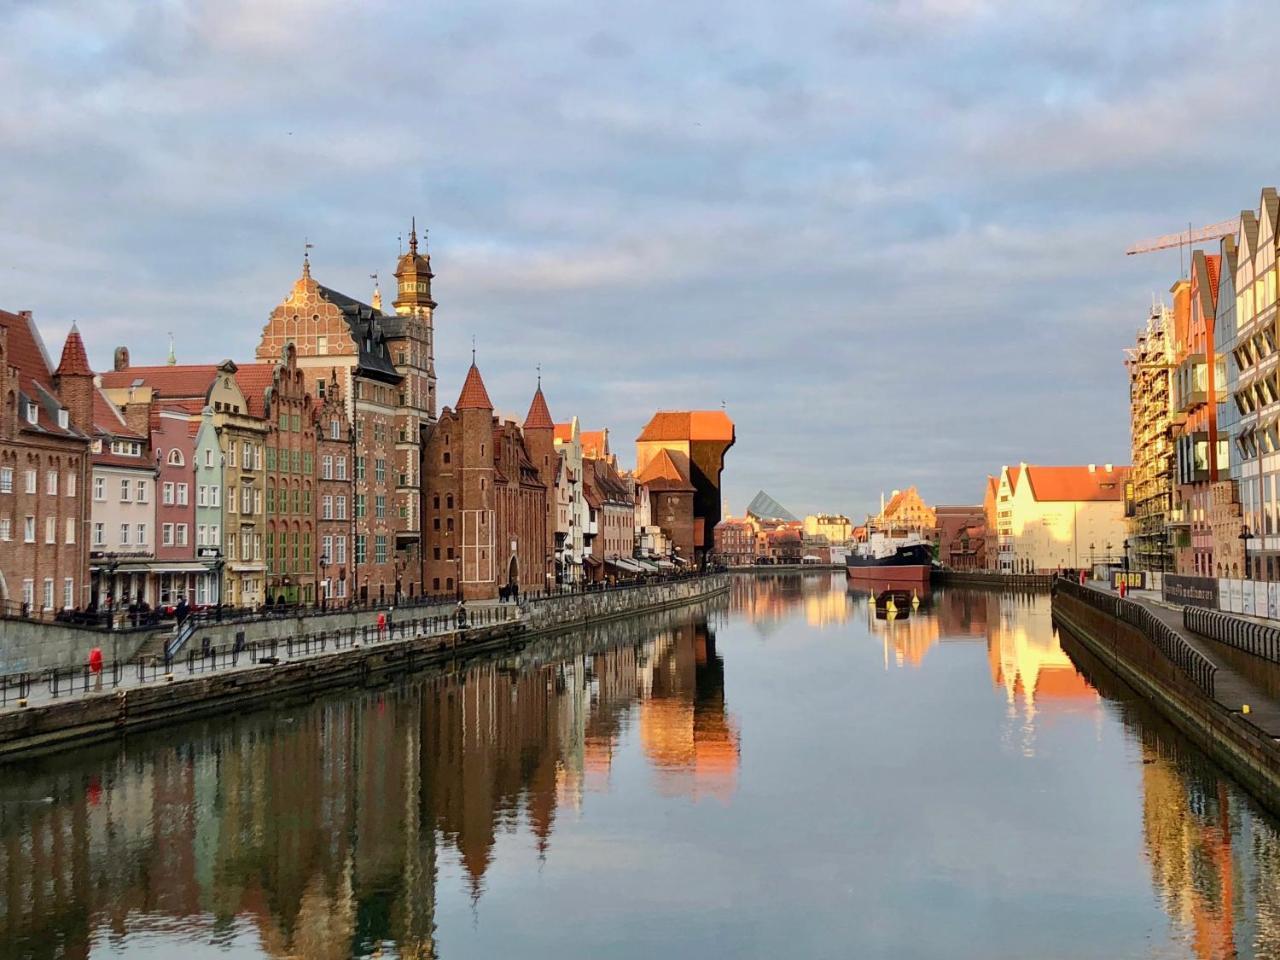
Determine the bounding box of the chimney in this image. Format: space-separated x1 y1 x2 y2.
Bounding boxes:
124 400 150 439
113 346 130 372
1104 463 1113 472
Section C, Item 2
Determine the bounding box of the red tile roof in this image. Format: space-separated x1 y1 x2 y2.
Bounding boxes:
636 448 694 491
233 363 276 418
0 309 85 439
637 410 735 443
93 386 143 439
1023 465 1130 502
581 430 608 460
456 363 493 410
553 422 573 443
524 386 554 430
54 324 92 377
99 364 221 398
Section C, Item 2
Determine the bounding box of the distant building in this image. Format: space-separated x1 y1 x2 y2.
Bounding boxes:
1125 300 1177 573
872 486 936 537
994 463 1130 573
553 419 588 583
803 513 852 544
935 505 986 571
713 517 757 565
982 476 999 571
745 490 797 524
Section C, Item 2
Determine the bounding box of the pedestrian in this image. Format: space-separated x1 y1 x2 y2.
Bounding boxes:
376 609 387 640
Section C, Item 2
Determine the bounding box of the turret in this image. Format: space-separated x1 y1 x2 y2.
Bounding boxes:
54 324 94 435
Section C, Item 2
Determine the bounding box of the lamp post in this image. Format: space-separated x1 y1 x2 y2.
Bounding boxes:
319 553 329 610
1123 538 1131 572
1241 525 1255 579
1089 542 1096 570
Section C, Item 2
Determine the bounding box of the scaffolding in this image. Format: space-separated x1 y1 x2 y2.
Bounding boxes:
1125 303 1176 572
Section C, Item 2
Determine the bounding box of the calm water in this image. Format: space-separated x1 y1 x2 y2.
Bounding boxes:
3 573 1280 959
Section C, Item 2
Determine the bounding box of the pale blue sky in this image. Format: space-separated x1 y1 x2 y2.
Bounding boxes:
1 0 1273 518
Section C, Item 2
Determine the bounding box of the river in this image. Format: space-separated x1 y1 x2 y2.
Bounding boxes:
2 573 1279 959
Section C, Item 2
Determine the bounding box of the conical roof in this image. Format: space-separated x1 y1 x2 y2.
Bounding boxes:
746 490 797 522
55 324 92 377
524 385 554 430
456 362 493 410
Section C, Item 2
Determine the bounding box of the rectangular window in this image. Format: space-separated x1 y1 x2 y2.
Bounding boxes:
335 535 347 564
0 518 9 541
66 472 76 498
322 495 333 520
210 485 220 508
228 485 237 513
303 452 312 474
322 455 333 479
94 476 104 501
210 523 220 546
243 441 252 467
0 467 11 493
46 471 57 496
205 449 213 467
197 524 206 546
336 495 347 520
355 494 366 519
292 449 301 473
65 517 75 544
266 447 276 471
136 480 147 503
331 419 340 440
120 522 130 546
355 535 367 564
375 459 386 483
25 470 36 494
163 482 175 505
23 516 35 542
198 485 208 506
163 523 174 546
42 578 53 611
120 478 131 502
228 443 237 468
336 456 347 480
63 578 73 610
136 523 146 546
244 484 255 513
322 534 333 561
93 522 104 546
44 516 54 544
267 486 276 514
177 483 188 506
375 494 386 519
266 531 275 570
375 535 387 564
355 457 366 481
22 579 33 610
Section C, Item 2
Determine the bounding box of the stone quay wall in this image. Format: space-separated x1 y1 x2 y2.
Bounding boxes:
0 574 729 761
1053 591 1280 817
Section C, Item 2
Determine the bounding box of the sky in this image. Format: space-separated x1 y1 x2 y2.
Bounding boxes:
1 0 1276 521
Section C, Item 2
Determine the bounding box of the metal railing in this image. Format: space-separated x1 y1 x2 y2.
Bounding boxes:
1056 576 1217 698
0 604 520 710
1184 606 1280 666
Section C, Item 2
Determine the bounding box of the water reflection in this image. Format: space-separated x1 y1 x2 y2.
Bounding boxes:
2 575 1280 958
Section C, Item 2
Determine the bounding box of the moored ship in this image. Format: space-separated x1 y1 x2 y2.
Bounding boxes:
845 532 933 583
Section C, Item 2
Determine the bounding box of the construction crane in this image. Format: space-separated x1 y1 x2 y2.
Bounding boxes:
1125 217 1240 256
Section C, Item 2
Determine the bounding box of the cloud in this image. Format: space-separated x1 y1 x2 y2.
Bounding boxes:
1 0 1274 518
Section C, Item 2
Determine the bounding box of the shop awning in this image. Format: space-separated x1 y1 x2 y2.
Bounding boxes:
584 555 603 568
656 558 676 570
672 555 687 565
607 558 646 574
631 558 660 573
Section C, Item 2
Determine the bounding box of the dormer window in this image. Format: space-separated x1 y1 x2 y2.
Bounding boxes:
57 409 68 429
25 403 37 425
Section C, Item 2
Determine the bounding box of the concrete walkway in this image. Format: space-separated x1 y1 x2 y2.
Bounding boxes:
1089 582 1280 740
0 604 520 714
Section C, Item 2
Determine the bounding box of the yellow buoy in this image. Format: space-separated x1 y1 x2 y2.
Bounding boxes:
885 595 897 614
1243 704 1252 715
911 589 920 608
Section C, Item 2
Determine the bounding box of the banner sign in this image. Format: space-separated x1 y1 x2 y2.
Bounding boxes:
1111 570 1147 591
1162 574 1219 609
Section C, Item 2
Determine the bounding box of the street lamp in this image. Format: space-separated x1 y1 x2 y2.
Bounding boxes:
1123 538 1131 571
319 553 329 610
1240 524 1255 579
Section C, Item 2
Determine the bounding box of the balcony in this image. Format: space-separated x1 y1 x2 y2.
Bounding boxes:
1175 354 1208 413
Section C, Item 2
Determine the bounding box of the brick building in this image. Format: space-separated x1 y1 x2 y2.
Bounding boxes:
151 408 199 606
713 517 757 565
635 448 696 566
421 362 549 600
314 369 352 605
236 343 318 606
935 504 987 571
0 311 92 617
257 244 432 599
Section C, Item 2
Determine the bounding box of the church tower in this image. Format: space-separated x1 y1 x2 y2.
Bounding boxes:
392 218 437 416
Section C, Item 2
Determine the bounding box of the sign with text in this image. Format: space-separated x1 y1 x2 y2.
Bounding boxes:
1111 570 1147 591
1162 574 1219 609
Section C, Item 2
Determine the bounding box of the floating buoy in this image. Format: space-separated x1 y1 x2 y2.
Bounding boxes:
885 595 897 614
911 590 920 608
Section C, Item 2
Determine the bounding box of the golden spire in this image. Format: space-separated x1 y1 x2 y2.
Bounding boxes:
370 272 382 311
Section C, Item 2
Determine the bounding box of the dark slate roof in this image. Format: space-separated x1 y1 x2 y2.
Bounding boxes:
316 284 403 384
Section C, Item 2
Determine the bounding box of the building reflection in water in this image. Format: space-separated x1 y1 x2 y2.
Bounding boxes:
0 609 737 960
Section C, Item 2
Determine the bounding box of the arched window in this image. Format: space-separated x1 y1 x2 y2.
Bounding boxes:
167 449 184 467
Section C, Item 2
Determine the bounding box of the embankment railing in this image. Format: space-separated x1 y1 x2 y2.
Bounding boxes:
1056 577 1217 698
1184 606 1280 666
